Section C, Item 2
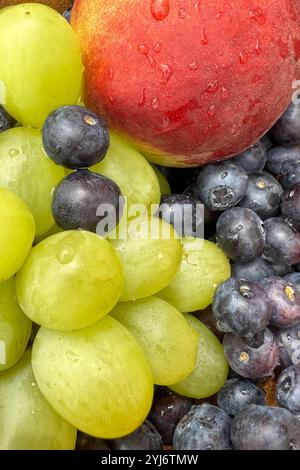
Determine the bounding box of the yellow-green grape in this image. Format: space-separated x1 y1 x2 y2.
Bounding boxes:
16 231 124 331
0 128 64 236
158 238 230 312
0 350 76 450
92 133 161 215
0 277 31 371
111 296 198 385
34 222 63 245
0 187 35 282
32 316 154 439
151 165 171 195
169 314 229 399
0 4 83 127
110 216 182 302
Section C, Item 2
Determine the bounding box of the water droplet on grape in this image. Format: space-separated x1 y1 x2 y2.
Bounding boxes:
151 0 169 21
66 350 79 362
9 148 20 158
56 245 75 265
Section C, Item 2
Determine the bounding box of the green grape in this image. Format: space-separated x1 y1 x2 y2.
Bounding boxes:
111 296 198 385
158 238 230 312
0 187 35 282
92 133 161 215
170 314 229 399
32 316 154 439
0 128 64 236
34 222 63 245
0 4 83 127
16 231 124 331
0 277 31 372
0 350 76 450
110 216 182 302
151 165 171 195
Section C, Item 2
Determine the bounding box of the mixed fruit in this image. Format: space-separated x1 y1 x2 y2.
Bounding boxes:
0 0 300 452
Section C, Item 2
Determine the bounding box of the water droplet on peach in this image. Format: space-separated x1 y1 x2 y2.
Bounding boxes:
151 0 169 21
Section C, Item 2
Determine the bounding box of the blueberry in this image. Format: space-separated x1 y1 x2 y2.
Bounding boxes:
266 146 300 175
231 256 274 282
276 365 300 414
52 169 123 234
158 193 203 238
217 379 266 416
216 208 265 262
279 160 300 190
270 99 300 146
196 162 248 211
213 278 271 336
281 184 300 231
261 277 300 328
0 105 16 133
285 273 300 293
148 387 193 445
173 404 233 450
75 432 110 450
260 134 274 151
110 420 163 450
274 324 300 368
271 262 293 277
184 184 218 233
232 142 267 173
263 218 300 265
238 172 283 220
42 105 110 169
223 329 279 379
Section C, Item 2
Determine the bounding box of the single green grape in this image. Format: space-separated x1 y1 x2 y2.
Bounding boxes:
151 165 171 195
32 316 154 439
169 314 229 399
111 296 198 385
0 128 64 236
0 277 31 372
110 216 182 301
0 187 35 282
158 238 230 312
16 231 124 331
34 222 63 245
0 3 83 127
0 350 76 450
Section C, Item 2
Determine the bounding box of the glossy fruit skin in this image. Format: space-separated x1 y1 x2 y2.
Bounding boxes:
196 163 248 211
275 323 300 368
76 432 109 450
110 420 163 450
270 99 300 146
72 0 300 167
231 256 274 282
52 170 122 234
281 184 300 230
213 278 271 336
261 277 300 328
263 218 300 265
276 365 300 413
158 193 203 237
173 404 233 450
223 329 279 379
266 146 300 175
279 161 300 190
148 387 192 446
0 105 16 133
238 172 283 220
216 208 265 262
43 106 110 169
231 405 300 450
217 379 266 416
232 142 267 173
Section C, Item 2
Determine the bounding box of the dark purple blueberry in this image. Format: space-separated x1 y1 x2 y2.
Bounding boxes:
148 387 192 445
232 142 267 173
260 134 274 151
285 273 300 293
279 160 300 190
109 420 163 450
0 105 16 133
173 404 233 450
75 432 110 450
184 184 219 233
266 146 300 175
223 329 279 379
276 365 300 413
262 218 300 265
217 379 266 416
261 277 300 328
270 98 300 147
274 324 300 368
216 208 265 262
271 262 293 276
158 193 203 238
196 162 248 211
52 169 123 234
281 184 300 231
231 405 300 450
212 278 271 336
42 105 110 169
231 256 274 282
238 172 283 220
